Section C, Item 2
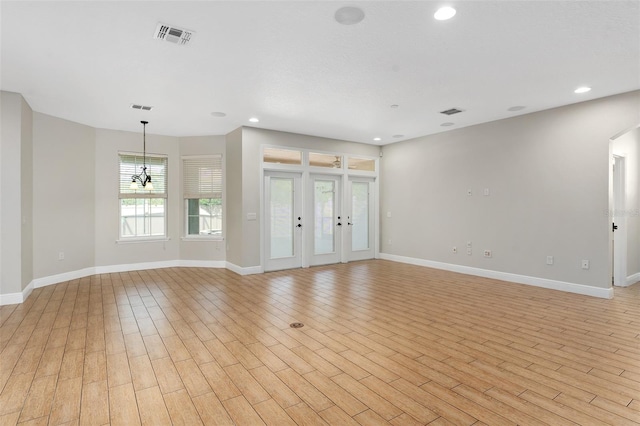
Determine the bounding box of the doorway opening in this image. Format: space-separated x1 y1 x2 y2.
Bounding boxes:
610 124 639 288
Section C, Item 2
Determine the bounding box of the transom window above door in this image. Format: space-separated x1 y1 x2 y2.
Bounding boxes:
263 147 302 165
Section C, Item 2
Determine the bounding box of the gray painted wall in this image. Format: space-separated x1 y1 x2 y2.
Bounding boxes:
0 91 33 295
33 113 95 279
94 127 180 267
612 126 640 279
380 91 640 289
178 135 226 262
225 127 243 267
20 99 33 289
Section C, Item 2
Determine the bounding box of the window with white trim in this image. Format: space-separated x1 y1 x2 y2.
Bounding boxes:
119 153 168 239
183 155 223 237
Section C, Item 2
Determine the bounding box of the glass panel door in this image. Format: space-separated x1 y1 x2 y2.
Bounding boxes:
264 172 302 271
347 177 375 261
309 175 342 266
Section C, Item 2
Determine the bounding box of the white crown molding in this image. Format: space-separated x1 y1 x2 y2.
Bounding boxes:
379 253 614 299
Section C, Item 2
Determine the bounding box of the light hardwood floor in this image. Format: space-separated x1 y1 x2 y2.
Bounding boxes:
0 260 639 425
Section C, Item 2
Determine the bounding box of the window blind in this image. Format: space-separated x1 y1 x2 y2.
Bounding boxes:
119 154 168 196
183 155 223 199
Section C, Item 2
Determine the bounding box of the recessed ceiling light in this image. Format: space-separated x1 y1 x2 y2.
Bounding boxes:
373 137 382 141
211 112 226 117
507 106 526 112
441 122 455 127
574 86 591 94
249 117 260 123
434 6 456 21
335 6 365 25
393 134 404 138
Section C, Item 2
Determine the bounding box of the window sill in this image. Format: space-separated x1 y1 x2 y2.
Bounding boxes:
116 237 170 244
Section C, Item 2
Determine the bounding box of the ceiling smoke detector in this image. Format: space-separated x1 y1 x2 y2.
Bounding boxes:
440 108 464 115
154 23 194 45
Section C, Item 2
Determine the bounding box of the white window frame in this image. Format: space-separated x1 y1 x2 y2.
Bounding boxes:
118 152 168 241
182 154 224 241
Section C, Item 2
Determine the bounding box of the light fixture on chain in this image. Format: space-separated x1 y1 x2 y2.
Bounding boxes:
130 120 154 190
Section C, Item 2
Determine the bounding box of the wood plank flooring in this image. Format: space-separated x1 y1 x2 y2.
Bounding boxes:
0 260 639 425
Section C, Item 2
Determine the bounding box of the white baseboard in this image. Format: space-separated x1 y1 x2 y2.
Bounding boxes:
379 253 613 299
0 281 33 305
178 260 226 269
0 260 228 306
625 272 640 287
31 267 97 289
225 262 263 276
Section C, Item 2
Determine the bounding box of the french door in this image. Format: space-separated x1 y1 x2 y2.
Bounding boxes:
264 172 375 270
264 172 303 271
309 174 342 266
347 177 375 261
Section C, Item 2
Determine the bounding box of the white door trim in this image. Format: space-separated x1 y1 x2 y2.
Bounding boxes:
264 171 303 272
612 155 628 286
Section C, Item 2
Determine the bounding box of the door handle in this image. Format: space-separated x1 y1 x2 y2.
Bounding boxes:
613 223 618 232
297 224 302 228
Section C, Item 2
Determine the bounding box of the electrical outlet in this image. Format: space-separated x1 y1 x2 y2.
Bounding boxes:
581 259 590 270
58 251 65 261
483 188 490 196
466 241 472 248
483 250 492 258
546 256 554 265
466 248 472 255
452 246 457 254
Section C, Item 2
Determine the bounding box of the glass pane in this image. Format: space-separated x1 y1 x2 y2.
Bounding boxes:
187 198 222 236
310 153 342 169
351 182 369 251
314 180 335 255
270 178 294 258
263 147 302 165
188 199 199 235
120 198 165 238
347 157 375 171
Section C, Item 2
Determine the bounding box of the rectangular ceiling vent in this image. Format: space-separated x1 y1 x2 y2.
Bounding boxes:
440 108 464 115
130 104 153 111
154 23 194 45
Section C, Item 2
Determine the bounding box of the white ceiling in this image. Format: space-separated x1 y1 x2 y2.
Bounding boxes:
1 1 639 145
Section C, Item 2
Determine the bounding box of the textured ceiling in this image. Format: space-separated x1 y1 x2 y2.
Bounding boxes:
1 1 639 145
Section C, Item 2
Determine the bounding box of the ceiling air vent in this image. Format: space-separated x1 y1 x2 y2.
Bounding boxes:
440 108 464 115
131 104 153 111
154 23 194 45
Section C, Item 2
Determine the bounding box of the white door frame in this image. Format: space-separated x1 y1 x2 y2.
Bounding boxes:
264 171 303 272
612 155 627 286
260 146 380 271
308 174 343 266
346 177 376 262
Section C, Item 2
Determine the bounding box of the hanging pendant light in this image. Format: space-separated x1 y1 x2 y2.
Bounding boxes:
130 120 154 190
